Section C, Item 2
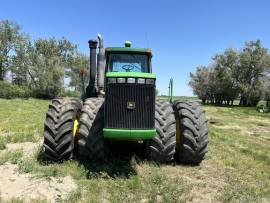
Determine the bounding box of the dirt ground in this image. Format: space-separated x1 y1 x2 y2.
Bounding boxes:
0 142 77 202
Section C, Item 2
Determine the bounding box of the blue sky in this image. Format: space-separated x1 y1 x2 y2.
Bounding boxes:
1 0 270 96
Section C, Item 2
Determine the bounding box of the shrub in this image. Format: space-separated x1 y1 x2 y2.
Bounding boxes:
0 81 32 99
256 101 270 113
59 89 81 98
265 92 270 108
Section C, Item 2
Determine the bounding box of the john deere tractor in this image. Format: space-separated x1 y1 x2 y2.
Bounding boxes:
43 34 208 164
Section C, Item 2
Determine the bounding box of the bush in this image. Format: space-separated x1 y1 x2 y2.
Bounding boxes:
265 92 270 108
0 81 32 99
256 101 270 113
59 89 81 98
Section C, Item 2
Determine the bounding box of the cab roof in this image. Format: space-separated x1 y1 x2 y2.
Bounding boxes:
105 47 152 56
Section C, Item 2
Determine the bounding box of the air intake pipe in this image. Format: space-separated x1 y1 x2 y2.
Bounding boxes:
86 39 98 97
97 33 105 95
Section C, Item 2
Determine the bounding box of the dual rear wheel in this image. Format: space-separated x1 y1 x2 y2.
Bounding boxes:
43 98 208 164
146 100 208 164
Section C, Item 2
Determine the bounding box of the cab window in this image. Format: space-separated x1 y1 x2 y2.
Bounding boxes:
108 53 149 73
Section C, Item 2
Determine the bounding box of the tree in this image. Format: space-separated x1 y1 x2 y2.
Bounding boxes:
212 49 239 105
0 20 26 80
238 40 270 106
10 35 31 85
0 19 90 99
27 38 77 98
67 53 89 94
262 76 270 107
189 66 211 104
189 40 270 107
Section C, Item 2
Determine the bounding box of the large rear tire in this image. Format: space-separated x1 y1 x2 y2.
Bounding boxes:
43 97 82 161
146 100 176 163
173 100 208 165
77 98 108 162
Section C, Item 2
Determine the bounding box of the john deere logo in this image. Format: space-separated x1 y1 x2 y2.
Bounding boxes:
127 101 135 109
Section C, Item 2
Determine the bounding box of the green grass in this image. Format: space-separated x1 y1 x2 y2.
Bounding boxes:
0 98 270 202
0 99 49 147
0 150 23 165
3 198 47 203
157 95 199 101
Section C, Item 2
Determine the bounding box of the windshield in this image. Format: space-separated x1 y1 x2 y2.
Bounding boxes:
108 53 149 72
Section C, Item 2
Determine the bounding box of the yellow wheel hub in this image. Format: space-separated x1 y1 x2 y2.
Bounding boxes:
73 118 79 137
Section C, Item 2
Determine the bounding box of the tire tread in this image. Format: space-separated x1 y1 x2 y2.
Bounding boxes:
174 100 208 164
43 97 82 161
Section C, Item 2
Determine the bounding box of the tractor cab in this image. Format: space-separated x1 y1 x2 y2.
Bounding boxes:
103 42 156 139
105 41 152 73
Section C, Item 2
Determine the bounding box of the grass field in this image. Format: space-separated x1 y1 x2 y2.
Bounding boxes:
0 98 270 202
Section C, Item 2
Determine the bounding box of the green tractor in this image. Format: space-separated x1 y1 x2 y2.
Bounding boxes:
43 34 208 164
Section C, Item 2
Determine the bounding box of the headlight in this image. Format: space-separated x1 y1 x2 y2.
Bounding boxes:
127 78 136 83
146 79 155 85
108 78 116 84
117 78 125 83
137 78 145 84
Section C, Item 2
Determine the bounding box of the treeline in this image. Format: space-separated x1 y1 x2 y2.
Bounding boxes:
189 40 270 107
0 20 89 99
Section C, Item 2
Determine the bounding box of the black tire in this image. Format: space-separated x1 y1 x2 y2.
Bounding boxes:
146 100 176 163
173 100 208 165
77 98 108 161
43 97 82 161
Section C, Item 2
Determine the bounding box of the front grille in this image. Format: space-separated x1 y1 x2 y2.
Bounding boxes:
105 81 155 129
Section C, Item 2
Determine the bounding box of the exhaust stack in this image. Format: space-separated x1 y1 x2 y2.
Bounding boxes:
97 34 105 94
86 39 98 97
